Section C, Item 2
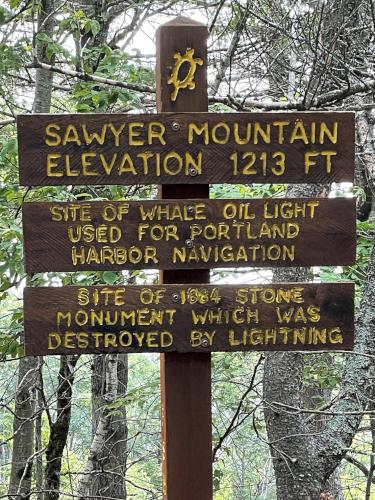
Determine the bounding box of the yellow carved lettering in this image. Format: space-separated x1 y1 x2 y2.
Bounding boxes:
319 122 338 144
290 120 308 144
211 122 230 144
48 332 61 349
304 151 320 174
45 124 61 146
108 123 125 146
46 153 63 177
128 122 145 146
82 152 98 176
63 124 81 146
188 122 209 145
148 122 166 145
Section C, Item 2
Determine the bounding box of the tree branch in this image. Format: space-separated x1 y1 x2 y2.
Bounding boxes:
26 60 155 94
212 355 264 461
25 59 375 111
344 454 375 483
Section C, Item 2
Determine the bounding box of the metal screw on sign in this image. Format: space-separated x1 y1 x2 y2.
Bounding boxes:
189 167 198 177
172 293 180 303
187 205 195 214
201 338 209 347
171 121 180 131
185 239 194 248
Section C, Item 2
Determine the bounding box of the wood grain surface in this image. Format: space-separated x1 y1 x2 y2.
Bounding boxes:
17 112 355 186
22 197 356 272
155 17 213 500
24 283 354 356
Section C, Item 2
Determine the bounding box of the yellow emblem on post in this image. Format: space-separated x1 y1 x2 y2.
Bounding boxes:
167 48 203 102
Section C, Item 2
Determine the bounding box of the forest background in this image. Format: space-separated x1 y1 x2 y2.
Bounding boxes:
0 0 375 499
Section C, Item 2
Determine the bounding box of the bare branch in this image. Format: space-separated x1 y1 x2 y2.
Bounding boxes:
27 59 155 94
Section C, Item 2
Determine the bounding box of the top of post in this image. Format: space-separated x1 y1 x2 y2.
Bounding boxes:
155 15 208 113
157 16 206 29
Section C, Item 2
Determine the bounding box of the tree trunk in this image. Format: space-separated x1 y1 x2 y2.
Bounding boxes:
262 1 369 496
91 354 106 438
70 3 130 495
263 263 323 499
263 185 332 499
89 354 128 499
35 372 44 500
32 0 55 114
263 177 375 499
44 355 79 500
8 356 38 500
9 2 55 498
356 111 375 221
76 354 128 499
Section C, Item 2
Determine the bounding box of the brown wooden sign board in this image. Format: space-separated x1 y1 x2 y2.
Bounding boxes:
17 112 354 186
22 198 356 273
24 283 354 356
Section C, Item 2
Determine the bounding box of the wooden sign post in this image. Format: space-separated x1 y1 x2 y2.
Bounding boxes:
17 15 357 500
156 17 212 500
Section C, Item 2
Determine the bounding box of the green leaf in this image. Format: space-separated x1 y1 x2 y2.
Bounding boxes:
0 6 12 23
10 0 22 8
103 271 117 285
1 138 17 154
84 20 100 36
36 33 53 44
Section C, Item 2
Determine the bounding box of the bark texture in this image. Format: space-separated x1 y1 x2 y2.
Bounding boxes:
76 354 128 499
264 183 375 498
32 0 55 114
8 357 38 500
44 356 79 500
35 372 44 500
356 111 375 221
262 1 373 497
8 2 55 498
72 4 130 496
